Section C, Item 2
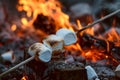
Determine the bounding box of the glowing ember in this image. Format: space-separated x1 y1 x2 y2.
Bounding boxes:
21 18 28 25
21 76 28 80
11 24 17 31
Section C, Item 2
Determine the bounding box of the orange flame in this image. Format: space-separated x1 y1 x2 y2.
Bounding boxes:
21 76 28 80
17 0 72 30
106 28 120 46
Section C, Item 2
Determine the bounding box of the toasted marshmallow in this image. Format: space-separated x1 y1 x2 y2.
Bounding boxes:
1 50 16 63
28 43 52 62
43 35 64 52
56 28 77 46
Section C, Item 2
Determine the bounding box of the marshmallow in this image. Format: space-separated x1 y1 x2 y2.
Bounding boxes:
28 43 52 62
85 66 99 80
1 50 16 63
56 28 77 46
43 35 64 52
115 64 120 78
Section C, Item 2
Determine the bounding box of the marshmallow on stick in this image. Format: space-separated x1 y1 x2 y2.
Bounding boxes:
43 35 64 52
1 50 16 63
56 28 77 46
28 43 52 62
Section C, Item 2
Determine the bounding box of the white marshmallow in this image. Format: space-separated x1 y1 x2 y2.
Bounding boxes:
1 50 16 63
56 28 77 46
43 35 64 52
85 66 99 80
28 43 52 62
115 64 120 78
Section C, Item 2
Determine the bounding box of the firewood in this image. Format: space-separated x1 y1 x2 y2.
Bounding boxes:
78 33 114 53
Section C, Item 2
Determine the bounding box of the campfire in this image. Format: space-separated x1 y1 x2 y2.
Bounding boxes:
0 0 120 80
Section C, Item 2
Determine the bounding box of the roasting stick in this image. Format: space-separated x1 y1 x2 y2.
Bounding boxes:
76 9 120 34
0 56 34 78
1 9 120 78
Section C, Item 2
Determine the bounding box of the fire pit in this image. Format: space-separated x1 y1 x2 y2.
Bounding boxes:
0 0 120 80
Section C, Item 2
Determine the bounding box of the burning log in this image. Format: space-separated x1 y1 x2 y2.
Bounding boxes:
56 28 77 45
78 33 120 65
78 33 114 53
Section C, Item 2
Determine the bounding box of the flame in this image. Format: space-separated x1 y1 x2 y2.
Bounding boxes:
21 76 28 80
17 0 120 64
84 26 94 36
106 28 120 46
11 24 17 31
77 20 94 36
17 0 72 30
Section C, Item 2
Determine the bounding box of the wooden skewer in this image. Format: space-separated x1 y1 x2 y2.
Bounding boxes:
76 9 120 34
1 9 120 78
0 56 34 78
